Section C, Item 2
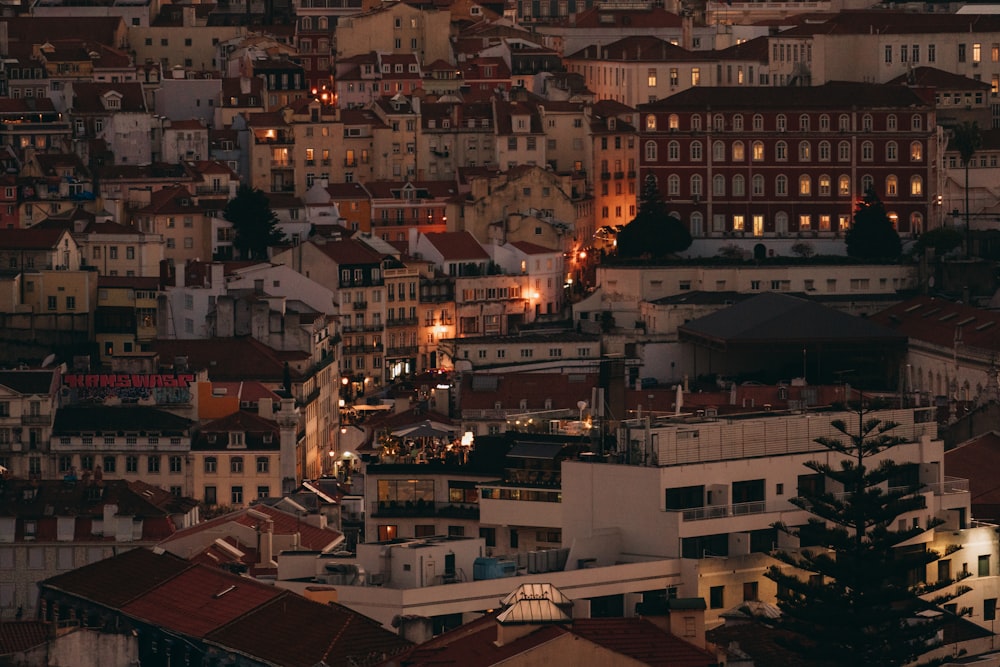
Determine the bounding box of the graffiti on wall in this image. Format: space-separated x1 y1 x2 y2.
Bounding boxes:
62 373 195 404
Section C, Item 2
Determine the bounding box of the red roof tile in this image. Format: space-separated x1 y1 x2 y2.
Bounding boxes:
42 547 193 608
870 296 1000 353
158 504 343 553
423 231 489 261
509 240 557 255
0 622 53 654
122 566 282 637
571 618 717 667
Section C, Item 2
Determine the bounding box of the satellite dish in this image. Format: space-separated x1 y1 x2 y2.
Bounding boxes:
41 354 56 368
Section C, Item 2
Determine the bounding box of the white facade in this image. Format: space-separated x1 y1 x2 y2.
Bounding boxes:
225 263 339 315
155 76 223 127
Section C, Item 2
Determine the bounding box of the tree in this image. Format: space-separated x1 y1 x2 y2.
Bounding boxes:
616 174 692 257
223 185 287 260
845 188 901 260
914 226 963 257
765 405 964 666
951 121 983 257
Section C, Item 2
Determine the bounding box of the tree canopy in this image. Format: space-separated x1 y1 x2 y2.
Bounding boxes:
616 174 692 257
223 185 287 260
844 188 901 260
765 405 963 666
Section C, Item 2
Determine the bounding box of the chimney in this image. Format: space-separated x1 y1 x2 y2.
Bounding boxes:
182 5 196 27
258 397 273 416
255 513 275 567
643 598 706 650
408 227 419 256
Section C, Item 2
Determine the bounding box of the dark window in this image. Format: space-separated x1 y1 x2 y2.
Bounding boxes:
980 554 991 577
665 485 704 510
509 528 518 548
204 486 217 504
797 473 824 497
743 581 759 601
986 598 997 621
479 527 496 547
732 479 765 504
709 586 724 609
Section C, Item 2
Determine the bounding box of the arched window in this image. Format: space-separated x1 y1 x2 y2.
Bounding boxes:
644 141 657 161
301 16 312 29
799 141 811 161
713 174 725 196
838 114 850 131
838 141 851 161
318 16 328 29
690 140 703 161
861 174 874 193
910 175 923 196
776 141 787 161
861 141 873 161
910 212 923 234
732 141 745 161
887 114 897 131
818 141 830 161
668 141 680 161
732 174 745 196
647 114 658 131
838 175 850 196
713 114 725 131
733 115 744 131
776 114 787 131
862 114 873 131
886 141 898 161
690 212 703 236
691 115 702 131
819 114 830 131
819 175 831 196
912 114 923 130
776 174 788 196
713 140 725 161
667 174 680 196
752 141 764 161
753 114 763 131
752 174 765 196
799 114 810 131
775 211 789 235
886 175 898 196
690 174 703 197
799 175 811 196
910 141 923 161
668 114 679 130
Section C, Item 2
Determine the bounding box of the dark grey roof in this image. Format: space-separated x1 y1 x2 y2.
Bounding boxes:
53 406 194 435
677 292 907 348
507 442 565 459
446 332 599 345
0 370 56 396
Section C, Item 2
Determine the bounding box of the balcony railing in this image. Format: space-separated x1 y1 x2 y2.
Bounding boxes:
344 158 358 167
343 344 382 354
385 317 419 327
353 301 367 310
341 323 383 333
21 414 49 426
386 345 418 357
600 171 611 180
370 500 480 519
613 171 624 179
679 500 768 521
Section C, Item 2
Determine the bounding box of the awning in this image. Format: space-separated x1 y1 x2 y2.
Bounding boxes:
507 442 566 460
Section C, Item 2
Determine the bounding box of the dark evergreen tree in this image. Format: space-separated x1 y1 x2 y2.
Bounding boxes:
223 185 287 260
766 405 965 666
951 121 983 256
844 188 901 260
616 174 692 257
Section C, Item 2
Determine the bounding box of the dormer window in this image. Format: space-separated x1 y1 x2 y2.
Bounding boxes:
229 432 245 448
263 433 273 444
102 92 122 111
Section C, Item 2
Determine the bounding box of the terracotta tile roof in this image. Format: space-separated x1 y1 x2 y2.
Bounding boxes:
567 35 702 62
508 240 557 255
325 182 371 199
32 152 89 177
0 228 67 250
459 372 596 411
311 237 384 265
781 10 1000 37
714 35 770 61
0 622 51 655
210 381 281 403
97 275 161 290
571 618 717 666
0 17 124 58
133 185 205 215
0 370 57 396
870 295 1000 353
642 81 931 111
41 546 192 608
53 406 194 435
0 97 56 114
205 592 412 667
150 338 308 382
159 504 342 553
96 162 193 181
887 66 991 90
70 82 146 114
122 566 283 637
423 231 489 260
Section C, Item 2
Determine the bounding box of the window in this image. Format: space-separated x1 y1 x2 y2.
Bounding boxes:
713 174 725 196
147 455 160 473
205 457 217 473
861 141 873 161
732 175 745 196
647 68 657 86
987 598 997 622
690 175 702 197
668 175 680 197
910 175 923 196
732 141 744 161
839 175 850 196
980 554 991 577
690 141 702 161
257 486 269 499
713 141 725 161
819 141 831 161
743 581 759 601
257 456 269 473
799 175 811 196
752 141 764 161
776 114 787 132
752 175 764 196
126 456 138 473
910 141 923 161
710 586 725 609
776 141 787 161
752 114 763 131
103 456 116 473
668 141 680 161
691 68 700 86
912 114 923 131
776 175 788 196
886 175 898 196
799 141 810 161
231 486 243 504
819 175 831 196
644 141 657 161
886 142 898 161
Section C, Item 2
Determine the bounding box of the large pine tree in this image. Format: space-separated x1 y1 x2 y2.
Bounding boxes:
844 188 902 260
223 185 288 260
765 405 963 666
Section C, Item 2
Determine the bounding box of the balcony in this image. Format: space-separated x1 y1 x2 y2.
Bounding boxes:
353 301 367 310
343 343 382 355
370 500 480 520
344 158 358 167
386 345 418 357
627 170 636 178
613 171 624 179
342 323 384 333
600 171 611 180
21 414 49 426
679 500 768 522
385 317 418 327
321 159 331 166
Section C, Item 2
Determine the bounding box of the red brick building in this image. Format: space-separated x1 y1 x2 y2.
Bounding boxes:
637 82 936 238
